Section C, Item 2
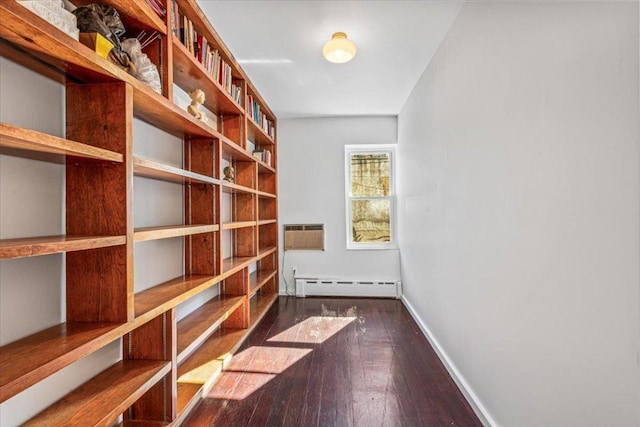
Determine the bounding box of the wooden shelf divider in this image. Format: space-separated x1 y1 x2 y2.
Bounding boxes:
73 0 168 34
172 40 244 117
0 322 129 403
134 275 221 320
134 157 219 185
247 116 275 146
222 256 255 277
222 181 256 194
176 295 245 363
249 270 277 297
0 122 123 162
249 292 279 328
134 224 218 242
0 235 126 260
24 360 171 426
222 221 257 230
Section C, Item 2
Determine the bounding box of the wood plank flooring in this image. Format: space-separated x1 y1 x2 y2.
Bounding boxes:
183 297 482 427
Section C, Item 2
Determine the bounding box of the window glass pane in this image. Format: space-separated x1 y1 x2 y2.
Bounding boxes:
350 153 390 197
351 199 390 243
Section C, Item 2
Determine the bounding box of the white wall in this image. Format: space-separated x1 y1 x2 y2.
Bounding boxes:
397 2 640 426
278 117 400 292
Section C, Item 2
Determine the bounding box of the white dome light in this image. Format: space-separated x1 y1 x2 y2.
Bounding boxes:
322 32 356 64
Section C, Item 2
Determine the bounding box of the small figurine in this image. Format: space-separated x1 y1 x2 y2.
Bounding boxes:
223 166 235 183
187 89 207 122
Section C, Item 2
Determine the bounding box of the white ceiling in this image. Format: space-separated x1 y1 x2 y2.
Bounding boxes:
197 1 463 119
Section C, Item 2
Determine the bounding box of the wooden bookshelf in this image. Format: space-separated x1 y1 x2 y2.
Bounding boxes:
0 122 123 163
0 235 126 259
1 0 278 423
134 157 219 185
176 295 245 362
24 360 171 426
134 224 219 242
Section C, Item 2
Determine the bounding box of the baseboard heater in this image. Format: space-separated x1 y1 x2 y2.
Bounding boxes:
295 278 400 298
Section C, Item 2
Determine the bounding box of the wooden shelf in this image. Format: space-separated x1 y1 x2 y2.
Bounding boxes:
249 270 277 297
0 122 123 163
221 139 254 162
177 295 245 363
222 181 256 194
172 40 244 117
249 292 279 328
134 224 218 242
2 0 279 422
116 421 169 427
247 116 275 146
222 256 254 277
134 275 221 320
222 221 256 230
257 246 277 259
176 327 247 417
257 190 277 199
0 235 126 260
73 0 167 35
0 322 128 403
24 360 170 426
134 157 219 186
257 160 276 174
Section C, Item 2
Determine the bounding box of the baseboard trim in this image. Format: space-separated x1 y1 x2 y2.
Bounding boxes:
400 294 497 427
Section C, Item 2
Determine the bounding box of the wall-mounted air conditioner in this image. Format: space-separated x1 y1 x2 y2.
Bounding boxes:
284 224 325 251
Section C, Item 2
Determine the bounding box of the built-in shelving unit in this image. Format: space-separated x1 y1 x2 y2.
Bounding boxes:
0 0 278 424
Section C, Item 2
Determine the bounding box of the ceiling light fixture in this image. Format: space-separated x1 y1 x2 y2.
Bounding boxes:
322 32 356 64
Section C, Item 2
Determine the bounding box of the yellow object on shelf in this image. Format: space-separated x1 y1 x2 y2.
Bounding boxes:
79 33 114 60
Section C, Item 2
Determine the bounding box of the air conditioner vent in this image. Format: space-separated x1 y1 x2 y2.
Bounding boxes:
284 224 325 251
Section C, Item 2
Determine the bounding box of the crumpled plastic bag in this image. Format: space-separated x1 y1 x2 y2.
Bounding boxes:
73 4 129 68
121 38 162 94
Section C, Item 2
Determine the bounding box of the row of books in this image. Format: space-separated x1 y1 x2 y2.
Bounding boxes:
144 0 166 18
253 149 272 167
246 95 276 139
170 1 242 105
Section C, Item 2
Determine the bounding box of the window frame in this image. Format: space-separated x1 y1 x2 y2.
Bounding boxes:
345 144 397 250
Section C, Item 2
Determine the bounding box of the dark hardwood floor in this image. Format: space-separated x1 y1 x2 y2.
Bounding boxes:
183 297 482 427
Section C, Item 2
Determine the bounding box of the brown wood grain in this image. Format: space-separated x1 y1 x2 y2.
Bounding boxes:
258 197 277 220
186 298 482 427
124 311 176 423
220 115 243 146
0 235 125 259
247 116 275 147
232 160 255 189
0 122 123 162
232 227 256 258
0 322 128 403
186 138 217 178
222 139 254 162
66 82 133 323
172 40 244 116
259 223 277 249
222 221 256 231
249 270 277 297
24 360 170 426
134 224 219 242
258 170 277 195
177 295 245 363
222 256 254 277
221 181 256 195
134 157 219 185
134 275 221 320
223 269 248 297
72 0 167 34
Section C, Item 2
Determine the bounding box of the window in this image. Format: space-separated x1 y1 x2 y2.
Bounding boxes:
345 145 396 249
